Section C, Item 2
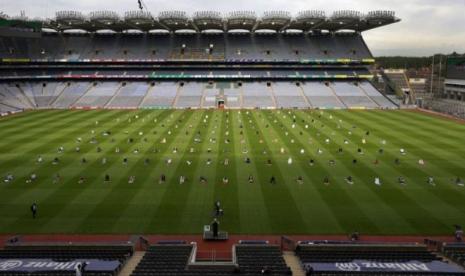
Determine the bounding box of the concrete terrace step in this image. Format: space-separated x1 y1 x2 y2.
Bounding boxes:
118 251 145 276
283 251 306 276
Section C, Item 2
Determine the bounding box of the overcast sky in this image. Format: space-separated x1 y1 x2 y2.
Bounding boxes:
1 0 465 56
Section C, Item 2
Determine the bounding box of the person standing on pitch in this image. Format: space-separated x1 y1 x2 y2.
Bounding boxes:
30 203 38 219
212 218 219 238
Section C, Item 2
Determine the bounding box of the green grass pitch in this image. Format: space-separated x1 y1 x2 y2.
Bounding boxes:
0 109 464 235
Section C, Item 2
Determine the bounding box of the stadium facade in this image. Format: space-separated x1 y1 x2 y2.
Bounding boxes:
0 10 400 113
444 56 465 102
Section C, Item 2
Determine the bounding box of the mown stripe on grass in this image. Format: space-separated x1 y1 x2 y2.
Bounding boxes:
330 110 460 234
236 111 307 233
143 110 212 233
73 110 191 233
292 110 427 234
212 111 241 233
34 110 171 233
0 110 128 233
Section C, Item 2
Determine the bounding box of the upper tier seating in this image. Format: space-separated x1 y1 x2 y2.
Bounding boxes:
0 33 372 61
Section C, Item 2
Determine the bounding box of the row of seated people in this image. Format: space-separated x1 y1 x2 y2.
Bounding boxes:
131 243 291 276
0 244 133 276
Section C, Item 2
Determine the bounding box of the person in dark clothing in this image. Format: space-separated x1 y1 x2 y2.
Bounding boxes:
212 218 219 237
454 225 463 242
104 174 110 183
30 203 37 219
270 176 276 185
350 231 360 241
214 200 224 216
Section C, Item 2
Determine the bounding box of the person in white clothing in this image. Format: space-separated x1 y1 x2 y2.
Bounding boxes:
288 157 293 165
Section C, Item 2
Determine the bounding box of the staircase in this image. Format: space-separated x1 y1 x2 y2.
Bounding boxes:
297 85 313 108
118 251 145 276
327 83 347 108
268 84 278 109
358 84 380 108
104 83 124 108
171 83 183 108
283 251 306 276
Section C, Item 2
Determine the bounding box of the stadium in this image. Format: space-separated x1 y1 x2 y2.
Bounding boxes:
1 4 465 276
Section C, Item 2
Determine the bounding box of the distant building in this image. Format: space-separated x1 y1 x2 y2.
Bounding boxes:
444 57 465 101
409 78 427 97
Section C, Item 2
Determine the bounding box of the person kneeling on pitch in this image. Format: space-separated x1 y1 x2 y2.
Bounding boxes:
456 177 464 187
26 173 37 183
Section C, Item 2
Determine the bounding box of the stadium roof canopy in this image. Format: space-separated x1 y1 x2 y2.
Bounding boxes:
16 10 400 33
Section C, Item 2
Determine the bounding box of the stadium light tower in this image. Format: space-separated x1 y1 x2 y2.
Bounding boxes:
226 11 257 32
55 11 87 31
290 10 326 32
256 11 291 32
124 10 155 31
159 11 196 32
365 10 398 25
89 11 120 27
328 10 362 32
193 11 223 32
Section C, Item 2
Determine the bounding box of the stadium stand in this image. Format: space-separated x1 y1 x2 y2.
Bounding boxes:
242 82 275 109
175 82 204 108
0 10 398 111
51 82 92 109
296 243 465 275
140 82 176 108
443 243 465 268
301 82 346 109
0 33 374 61
0 244 133 275
73 82 120 108
235 245 292 275
332 82 379 108
359 81 397 108
131 243 291 276
383 69 415 105
272 82 310 109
